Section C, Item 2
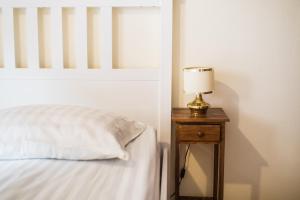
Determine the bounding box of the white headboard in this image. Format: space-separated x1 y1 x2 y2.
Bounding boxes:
0 0 173 144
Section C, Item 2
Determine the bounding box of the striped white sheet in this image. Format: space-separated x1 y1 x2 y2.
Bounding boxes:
0 126 159 200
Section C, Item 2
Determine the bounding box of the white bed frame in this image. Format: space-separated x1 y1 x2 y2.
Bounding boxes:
0 0 172 199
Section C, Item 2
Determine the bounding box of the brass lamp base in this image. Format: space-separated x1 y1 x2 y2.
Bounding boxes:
187 93 210 117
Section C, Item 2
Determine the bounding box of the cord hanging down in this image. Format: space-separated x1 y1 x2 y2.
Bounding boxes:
179 144 190 184
170 144 191 199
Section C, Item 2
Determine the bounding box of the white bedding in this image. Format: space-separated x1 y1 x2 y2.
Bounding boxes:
0 126 159 200
0 105 146 161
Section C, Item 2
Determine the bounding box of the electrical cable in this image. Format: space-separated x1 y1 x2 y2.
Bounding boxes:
170 144 191 199
179 144 190 185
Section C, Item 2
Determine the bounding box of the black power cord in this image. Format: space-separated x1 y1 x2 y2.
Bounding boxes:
170 144 191 199
179 144 190 184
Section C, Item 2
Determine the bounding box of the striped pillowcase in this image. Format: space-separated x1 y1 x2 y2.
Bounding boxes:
0 105 146 160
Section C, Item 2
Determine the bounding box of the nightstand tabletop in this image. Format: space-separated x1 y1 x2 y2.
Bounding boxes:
172 108 230 123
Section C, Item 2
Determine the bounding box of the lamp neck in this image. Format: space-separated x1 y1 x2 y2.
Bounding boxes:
196 93 203 100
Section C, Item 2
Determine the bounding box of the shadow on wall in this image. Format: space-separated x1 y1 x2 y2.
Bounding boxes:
172 80 269 200
210 81 268 200
172 0 269 198
172 0 183 107
171 0 219 197
180 143 214 196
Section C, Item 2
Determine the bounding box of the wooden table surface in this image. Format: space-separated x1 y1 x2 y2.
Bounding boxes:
172 108 230 123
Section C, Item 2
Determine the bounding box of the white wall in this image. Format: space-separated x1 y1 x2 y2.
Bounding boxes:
0 0 300 199
173 0 300 199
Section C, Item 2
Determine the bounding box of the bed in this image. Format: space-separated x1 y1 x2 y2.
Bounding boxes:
0 0 172 199
0 125 160 200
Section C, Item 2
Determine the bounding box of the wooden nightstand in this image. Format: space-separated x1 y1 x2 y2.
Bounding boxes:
172 108 229 200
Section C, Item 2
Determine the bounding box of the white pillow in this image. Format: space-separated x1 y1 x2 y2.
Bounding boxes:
0 105 146 160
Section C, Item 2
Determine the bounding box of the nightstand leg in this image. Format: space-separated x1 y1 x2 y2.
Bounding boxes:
213 144 219 200
175 142 179 199
218 123 226 200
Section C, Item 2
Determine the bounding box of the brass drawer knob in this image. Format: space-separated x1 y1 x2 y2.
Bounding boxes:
197 131 205 137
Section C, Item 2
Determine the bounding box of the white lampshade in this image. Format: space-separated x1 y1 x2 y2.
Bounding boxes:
183 67 214 94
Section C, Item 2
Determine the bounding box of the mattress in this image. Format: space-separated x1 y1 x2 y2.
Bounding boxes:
0 126 159 200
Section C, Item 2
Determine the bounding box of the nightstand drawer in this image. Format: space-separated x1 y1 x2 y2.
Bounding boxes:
177 125 220 142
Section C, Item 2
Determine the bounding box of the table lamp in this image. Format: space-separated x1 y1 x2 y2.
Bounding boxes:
183 67 214 116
